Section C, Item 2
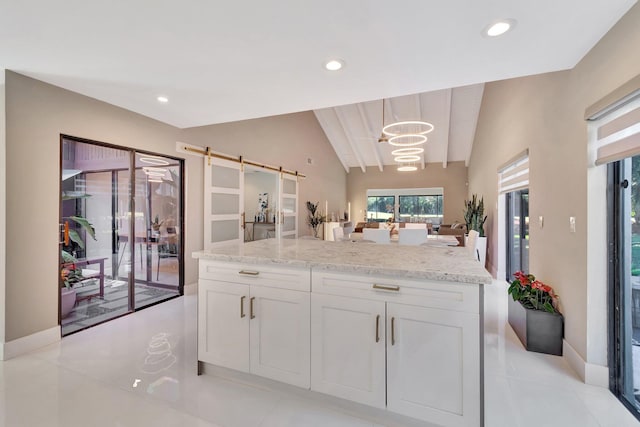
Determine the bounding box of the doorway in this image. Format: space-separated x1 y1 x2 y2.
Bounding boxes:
60 135 184 335
608 155 640 420
505 189 529 280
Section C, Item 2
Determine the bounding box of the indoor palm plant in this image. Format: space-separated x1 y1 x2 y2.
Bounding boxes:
507 271 563 355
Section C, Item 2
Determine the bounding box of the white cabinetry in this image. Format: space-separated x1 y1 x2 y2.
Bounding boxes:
310 271 481 427
197 259 483 427
198 280 249 372
387 303 480 427
198 261 310 388
310 294 386 408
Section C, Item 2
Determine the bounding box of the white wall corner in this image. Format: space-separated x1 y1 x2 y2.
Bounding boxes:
0 68 6 346
1 326 60 361
184 282 198 295
563 339 609 388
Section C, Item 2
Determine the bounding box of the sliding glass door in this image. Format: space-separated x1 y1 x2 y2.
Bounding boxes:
505 189 529 280
609 156 640 420
60 136 183 336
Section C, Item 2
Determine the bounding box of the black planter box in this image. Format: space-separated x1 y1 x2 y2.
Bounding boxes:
508 297 564 356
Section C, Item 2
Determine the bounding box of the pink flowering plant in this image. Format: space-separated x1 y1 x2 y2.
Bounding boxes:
507 271 559 314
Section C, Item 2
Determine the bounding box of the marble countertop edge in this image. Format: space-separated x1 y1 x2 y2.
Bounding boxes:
193 239 492 285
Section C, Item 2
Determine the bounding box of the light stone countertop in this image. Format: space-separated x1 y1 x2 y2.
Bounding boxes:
193 238 493 285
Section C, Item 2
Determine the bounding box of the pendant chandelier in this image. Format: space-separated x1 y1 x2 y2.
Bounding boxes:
377 98 435 171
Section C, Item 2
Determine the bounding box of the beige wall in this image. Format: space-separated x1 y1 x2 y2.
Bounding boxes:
4 71 187 341
179 112 347 238
468 3 640 363
0 69 6 343
3 72 346 342
347 162 468 224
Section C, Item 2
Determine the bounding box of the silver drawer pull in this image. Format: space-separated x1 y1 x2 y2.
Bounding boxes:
372 284 400 292
239 270 260 276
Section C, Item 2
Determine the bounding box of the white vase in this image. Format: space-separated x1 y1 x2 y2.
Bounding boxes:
61 288 76 318
476 237 487 268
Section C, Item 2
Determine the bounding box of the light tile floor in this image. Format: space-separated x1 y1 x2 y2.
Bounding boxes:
1 280 639 426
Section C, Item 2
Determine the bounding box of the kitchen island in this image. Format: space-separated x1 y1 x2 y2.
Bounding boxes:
193 238 492 427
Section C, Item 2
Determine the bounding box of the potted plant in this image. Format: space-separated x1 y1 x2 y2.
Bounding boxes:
507 271 564 355
60 191 97 317
306 201 326 238
463 194 488 266
60 261 84 318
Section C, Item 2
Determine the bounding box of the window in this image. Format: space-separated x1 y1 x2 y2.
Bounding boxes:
366 188 443 224
398 195 443 222
366 196 395 222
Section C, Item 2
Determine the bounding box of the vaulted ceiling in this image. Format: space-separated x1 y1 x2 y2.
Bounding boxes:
0 0 636 134
314 85 484 172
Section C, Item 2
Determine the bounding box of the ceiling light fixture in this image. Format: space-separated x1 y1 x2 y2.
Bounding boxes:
394 155 421 163
139 157 170 166
485 19 516 37
391 147 424 156
157 96 169 103
398 165 418 172
324 59 344 71
383 120 434 137
378 99 388 143
388 134 428 146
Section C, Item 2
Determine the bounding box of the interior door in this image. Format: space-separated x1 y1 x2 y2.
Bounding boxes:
204 156 244 248
278 173 298 239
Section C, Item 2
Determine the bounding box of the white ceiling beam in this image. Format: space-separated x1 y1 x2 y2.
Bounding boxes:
334 108 367 173
440 89 453 168
466 84 485 167
413 95 426 170
356 103 384 172
313 111 351 173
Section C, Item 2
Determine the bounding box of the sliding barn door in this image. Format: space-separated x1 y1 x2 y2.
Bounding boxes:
204 157 244 248
278 173 298 239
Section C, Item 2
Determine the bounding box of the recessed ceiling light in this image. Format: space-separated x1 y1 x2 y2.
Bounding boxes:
324 59 344 71
157 96 169 103
485 19 516 37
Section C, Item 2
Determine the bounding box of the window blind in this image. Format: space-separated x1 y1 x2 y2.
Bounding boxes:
590 95 640 166
498 151 529 194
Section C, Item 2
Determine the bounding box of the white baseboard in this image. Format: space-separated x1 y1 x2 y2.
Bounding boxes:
1 326 60 361
563 339 609 388
184 282 197 295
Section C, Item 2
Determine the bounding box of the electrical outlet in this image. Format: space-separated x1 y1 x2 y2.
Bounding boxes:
539 216 544 228
569 216 576 233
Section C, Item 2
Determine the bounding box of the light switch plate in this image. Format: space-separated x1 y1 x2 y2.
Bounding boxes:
569 216 576 233
539 216 544 228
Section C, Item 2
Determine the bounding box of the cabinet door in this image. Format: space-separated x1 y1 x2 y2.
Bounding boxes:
387 303 480 427
249 286 310 388
311 294 386 408
198 279 250 372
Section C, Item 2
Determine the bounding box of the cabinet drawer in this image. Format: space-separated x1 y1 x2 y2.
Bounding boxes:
199 260 310 292
312 270 479 314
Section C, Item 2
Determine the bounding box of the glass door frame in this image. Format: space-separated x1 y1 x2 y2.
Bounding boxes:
607 159 640 421
59 134 185 331
505 188 529 281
